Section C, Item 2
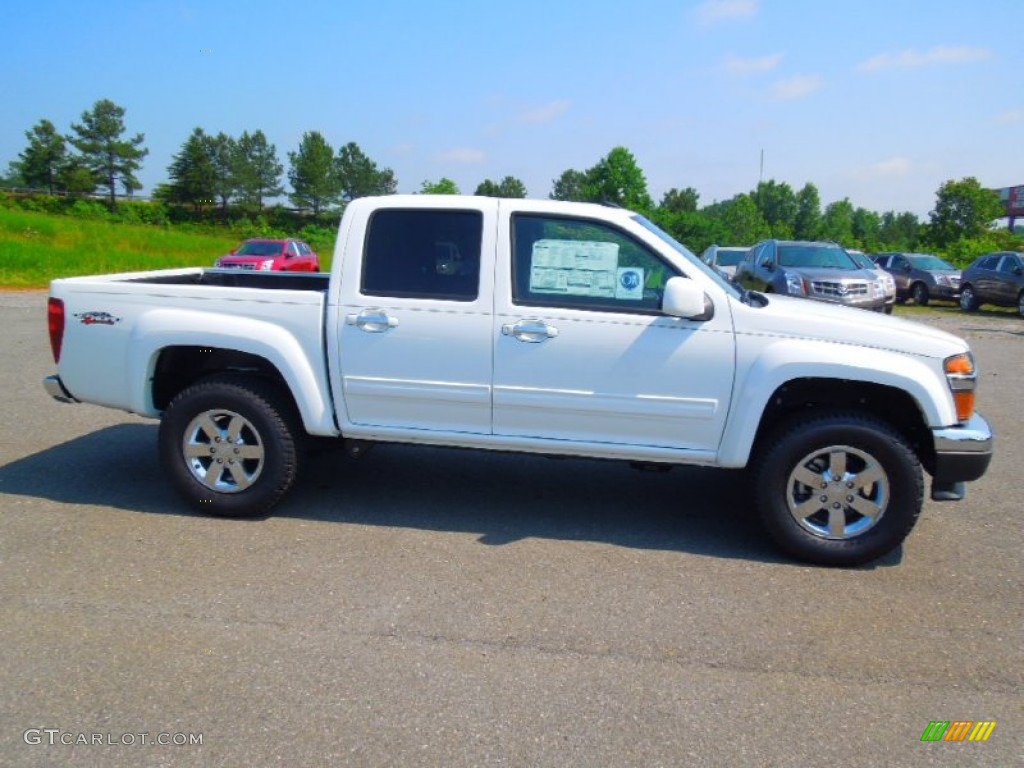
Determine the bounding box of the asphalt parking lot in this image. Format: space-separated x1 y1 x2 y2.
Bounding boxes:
1 291 1020 767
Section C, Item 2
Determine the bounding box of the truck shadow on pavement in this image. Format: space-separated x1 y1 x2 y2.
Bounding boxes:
0 424 902 566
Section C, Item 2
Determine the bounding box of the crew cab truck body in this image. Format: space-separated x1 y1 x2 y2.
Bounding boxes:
44 195 993 566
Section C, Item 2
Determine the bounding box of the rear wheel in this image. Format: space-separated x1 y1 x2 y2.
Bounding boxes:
159 376 301 517
959 285 980 311
754 412 922 566
911 282 930 306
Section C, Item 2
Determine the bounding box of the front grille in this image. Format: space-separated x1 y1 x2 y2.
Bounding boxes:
810 280 869 298
219 263 256 270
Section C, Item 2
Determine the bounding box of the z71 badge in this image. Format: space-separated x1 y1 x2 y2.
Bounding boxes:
74 311 121 326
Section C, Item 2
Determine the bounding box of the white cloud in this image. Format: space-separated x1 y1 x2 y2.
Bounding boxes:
438 148 486 164
854 157 912 180
996 108 1024 125
519 100 570 124
695 0 758 26
768 74 823 101
722 52 783 75
857 45 991 72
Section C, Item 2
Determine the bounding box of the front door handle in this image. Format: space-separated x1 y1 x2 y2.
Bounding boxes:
347 309 399 333
501 319 559 343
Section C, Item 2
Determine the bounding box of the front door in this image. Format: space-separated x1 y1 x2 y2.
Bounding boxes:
492 211 735 454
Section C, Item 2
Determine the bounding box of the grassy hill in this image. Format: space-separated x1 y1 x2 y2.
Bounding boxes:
0 207 245 288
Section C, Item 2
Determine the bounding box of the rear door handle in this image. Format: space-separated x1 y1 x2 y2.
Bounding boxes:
501 319 559 343
346 309 399 333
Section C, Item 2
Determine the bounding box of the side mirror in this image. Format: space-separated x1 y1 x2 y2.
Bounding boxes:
760 259 774 271
662 277 713 320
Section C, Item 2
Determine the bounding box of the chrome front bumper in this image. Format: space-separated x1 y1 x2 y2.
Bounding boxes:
930 413 993 499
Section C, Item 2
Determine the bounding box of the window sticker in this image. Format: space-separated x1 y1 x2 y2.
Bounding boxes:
529 239 620 297
616 267 644 300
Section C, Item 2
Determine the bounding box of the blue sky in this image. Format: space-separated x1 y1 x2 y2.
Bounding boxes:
3 0 1021 217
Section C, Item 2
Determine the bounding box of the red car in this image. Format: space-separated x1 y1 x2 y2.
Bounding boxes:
214 239 320 272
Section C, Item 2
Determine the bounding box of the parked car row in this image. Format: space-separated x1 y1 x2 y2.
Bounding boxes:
214 238 321 272
702 241 1024 317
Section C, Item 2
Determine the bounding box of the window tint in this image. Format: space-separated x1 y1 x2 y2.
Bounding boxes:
362 209 482 301
998 255 1020 274
977 255 999 270
512 215 677 313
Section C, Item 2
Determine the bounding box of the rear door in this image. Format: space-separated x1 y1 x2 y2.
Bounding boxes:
337 200 497 433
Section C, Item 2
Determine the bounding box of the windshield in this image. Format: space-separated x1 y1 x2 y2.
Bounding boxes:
632 215 742 297
716 249 745 266
846 251 875 270
778 244 857 269
907 253 955 270
235 241 283 256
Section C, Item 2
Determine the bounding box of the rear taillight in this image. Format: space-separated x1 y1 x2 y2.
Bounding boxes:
48 297 64 364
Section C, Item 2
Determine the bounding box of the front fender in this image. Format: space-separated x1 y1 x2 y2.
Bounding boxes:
717 338 954 468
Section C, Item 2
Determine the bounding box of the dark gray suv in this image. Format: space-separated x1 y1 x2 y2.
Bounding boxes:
959 251 1024 316
734 240 890 311
873 252 960 306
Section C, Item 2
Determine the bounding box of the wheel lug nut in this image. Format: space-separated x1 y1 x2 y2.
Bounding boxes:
833 502 841 509
847 482 854 489
820 495 828 502
820 483 827 489
847 496 854 502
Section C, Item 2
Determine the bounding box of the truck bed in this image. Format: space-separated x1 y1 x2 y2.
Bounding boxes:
121 268 331 292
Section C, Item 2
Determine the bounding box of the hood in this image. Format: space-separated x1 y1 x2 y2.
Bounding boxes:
733 293 967 359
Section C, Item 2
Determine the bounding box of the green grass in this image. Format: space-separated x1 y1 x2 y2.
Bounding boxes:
0 208 243 288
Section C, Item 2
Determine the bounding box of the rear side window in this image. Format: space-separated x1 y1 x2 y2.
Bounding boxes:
977 255 999 270
362 209 483 301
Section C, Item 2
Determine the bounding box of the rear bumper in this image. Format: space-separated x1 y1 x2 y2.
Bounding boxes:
43 375 78 404
931 413 993 485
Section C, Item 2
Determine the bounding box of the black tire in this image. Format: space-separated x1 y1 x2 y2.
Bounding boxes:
753 412 923 567
883 304 894 315
1018 290 1024 318
911 282 929 306
159 376 301 517
959 284 980 311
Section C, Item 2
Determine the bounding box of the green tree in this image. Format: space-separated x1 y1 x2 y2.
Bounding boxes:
752 179 797 238
550 169 588 201
715 194 771 244
660 187 700 213
928 177 1003 247
852 207 881 250
878 211 922 251
210 132 237 215
166 127 218 212
335 142 397 201
232 130 283 211
819 199 855 244
420 178 460 194
475 175 527 198
68 99 148 206
19 119 67 194
57 157 98 199
793 183 822 240
288 131 340 215
585 146 653 210
2 160 25 187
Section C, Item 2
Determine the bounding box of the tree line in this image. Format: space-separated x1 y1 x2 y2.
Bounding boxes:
3 98 1018 261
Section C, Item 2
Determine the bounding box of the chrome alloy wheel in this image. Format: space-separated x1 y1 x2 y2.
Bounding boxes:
182 409 265 493
785 444 889 539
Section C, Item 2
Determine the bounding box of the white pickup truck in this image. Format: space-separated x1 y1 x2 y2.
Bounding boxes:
44 195 993 565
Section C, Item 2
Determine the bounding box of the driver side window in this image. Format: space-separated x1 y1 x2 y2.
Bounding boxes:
512 215 678 314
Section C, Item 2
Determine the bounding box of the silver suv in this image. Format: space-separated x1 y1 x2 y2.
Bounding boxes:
735 240 890 311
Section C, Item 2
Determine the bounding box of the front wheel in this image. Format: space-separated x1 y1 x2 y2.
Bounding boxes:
159 376 301 517
960 285 980 311
754 412 923 566
1018 290 1024 317
911 282 930 306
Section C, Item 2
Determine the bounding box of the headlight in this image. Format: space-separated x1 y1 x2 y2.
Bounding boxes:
259 259 275 271
784 271 806 296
